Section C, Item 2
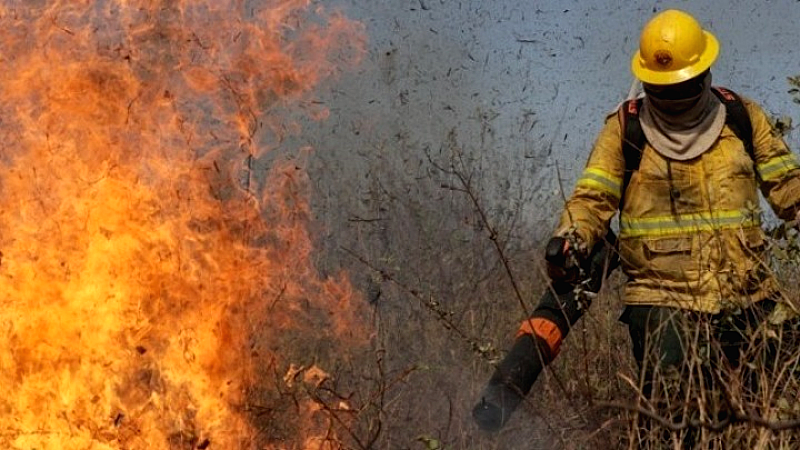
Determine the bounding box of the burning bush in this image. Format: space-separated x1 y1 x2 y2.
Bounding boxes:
0 1 366 448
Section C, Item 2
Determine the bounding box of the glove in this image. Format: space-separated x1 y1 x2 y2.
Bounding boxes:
545 236 580 283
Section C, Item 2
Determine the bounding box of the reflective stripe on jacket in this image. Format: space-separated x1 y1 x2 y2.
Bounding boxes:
556 96 800 312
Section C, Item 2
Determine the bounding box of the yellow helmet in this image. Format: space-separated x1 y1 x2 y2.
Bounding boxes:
631 9 719 85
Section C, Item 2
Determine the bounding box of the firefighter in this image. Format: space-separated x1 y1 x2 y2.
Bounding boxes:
545 8 800 446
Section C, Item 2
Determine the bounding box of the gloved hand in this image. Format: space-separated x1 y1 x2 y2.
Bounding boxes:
545 236 580 283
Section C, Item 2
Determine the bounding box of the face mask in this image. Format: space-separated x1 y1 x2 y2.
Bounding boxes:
643 71 711 114
638 68 725 161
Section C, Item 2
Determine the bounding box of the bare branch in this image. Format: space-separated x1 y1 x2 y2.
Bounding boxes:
598 401 800 433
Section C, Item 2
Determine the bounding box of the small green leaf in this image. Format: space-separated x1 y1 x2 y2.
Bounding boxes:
417 435 442 450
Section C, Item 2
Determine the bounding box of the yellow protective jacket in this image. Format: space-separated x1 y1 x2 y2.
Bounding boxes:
557 94 800 312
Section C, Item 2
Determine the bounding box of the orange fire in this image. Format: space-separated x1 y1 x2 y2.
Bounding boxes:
0 1 365 448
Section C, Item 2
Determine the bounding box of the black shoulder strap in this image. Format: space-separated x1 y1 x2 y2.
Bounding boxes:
619 87 754 205
619 98 645 210
711 86 754 161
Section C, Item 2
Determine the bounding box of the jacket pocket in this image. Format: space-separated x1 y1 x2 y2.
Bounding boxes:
620 236 696 281
735 228 769 293
647 237 693 254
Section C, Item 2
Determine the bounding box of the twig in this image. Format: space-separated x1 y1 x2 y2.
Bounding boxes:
598 401 800 432
340 246 567 442
339 246 495 361
423 145 587 439
347 215 387 223
580 322 594 406
268 283 287 311
306 387 369 450
555 162 574 226
445 149 586 423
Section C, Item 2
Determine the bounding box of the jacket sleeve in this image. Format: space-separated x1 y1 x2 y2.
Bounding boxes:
745 98 800 221
554 112 625 250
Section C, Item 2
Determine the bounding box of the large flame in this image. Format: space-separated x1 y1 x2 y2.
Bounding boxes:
0 1 365 448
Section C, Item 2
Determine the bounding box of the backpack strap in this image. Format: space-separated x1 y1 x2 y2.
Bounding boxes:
619 98 646 211
618 87 754 208
711 86 755 162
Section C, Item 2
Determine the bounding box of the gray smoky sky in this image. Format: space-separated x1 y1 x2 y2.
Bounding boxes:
307 0 800 234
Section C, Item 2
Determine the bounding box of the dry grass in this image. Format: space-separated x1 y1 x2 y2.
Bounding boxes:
297 226 800 450
282 118 800 449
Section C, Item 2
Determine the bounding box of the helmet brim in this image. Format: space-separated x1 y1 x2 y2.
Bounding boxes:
631 31 719 85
